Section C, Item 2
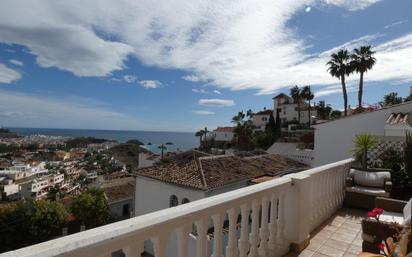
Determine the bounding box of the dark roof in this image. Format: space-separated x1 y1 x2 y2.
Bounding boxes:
135 151 307 190
254 109 273 115
272 93 289 99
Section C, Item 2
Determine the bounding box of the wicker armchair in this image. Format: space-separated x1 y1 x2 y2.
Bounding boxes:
345 169 392 209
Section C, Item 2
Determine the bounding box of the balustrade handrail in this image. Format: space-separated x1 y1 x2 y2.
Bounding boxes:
2 158 354 257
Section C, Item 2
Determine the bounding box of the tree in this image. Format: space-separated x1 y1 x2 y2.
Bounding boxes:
290 85 302 124
352 134 379 169
232 110 254 150
330 110 342 119
0 200 67 252
274 108 281 140
327 49 353 116
195 130 204 148
316 101 332 120
70 188 110 229
351 46 376 108
381 92 403 107
301 85 314 125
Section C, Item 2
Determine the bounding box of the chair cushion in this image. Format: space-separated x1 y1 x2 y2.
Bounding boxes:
346 185 390 197
379 211 404 224
350 169 391 187
403 198 411 225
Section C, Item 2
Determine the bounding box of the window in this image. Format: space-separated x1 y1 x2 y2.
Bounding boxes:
182 198 190 204
169 195 178 207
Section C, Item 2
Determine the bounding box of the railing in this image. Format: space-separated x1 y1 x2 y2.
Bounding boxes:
1 159 353 257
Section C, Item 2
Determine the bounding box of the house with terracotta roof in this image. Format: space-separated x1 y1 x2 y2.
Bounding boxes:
313 101 412 166
273 93 317 125
206 126 236 143
132 150 307 257
252 108 273 131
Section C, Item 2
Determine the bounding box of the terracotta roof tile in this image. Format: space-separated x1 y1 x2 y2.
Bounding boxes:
135 151 308 190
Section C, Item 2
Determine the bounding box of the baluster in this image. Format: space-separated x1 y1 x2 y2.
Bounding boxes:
268 194 278 255
152 233 169 257
177 225 191 257
211 213 224 257
258 196 269 257
226 208 238 257
238 203 250 257
123 241 144 257
195 218 208 257
248 199 260 257
276 193 286 247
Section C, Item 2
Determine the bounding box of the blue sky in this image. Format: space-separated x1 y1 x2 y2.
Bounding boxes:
0 0 411 132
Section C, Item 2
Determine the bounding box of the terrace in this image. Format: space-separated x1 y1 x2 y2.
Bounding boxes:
1 159 360 257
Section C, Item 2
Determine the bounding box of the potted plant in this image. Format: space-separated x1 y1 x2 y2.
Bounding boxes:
352 133 380 170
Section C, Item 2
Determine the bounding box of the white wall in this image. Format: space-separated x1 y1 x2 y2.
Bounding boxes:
252 114 271 131
313 103 412 166
134 176 205 217
212 131 234 142
267 142 314 166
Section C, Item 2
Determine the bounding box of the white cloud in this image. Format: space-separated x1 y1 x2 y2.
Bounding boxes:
138 80 162 89
0 90 142 130
213 90 222 95
123 75 138 83
9 59 23 66
384 20 408 29
192 88 208 94
322 0 381 11
193 110 215 115
199 98 235 107
0 64 21 83
0 0 394 90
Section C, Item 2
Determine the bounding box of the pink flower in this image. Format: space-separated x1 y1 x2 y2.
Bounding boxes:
373 208 384 215
368 211 378 218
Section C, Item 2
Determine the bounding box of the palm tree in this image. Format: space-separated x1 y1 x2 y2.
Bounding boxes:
301 85 314 125
231 111 254 150
195 130 204 148
327 49 353 116
351 46 376 108
158 144 167 159
381 92 403 107
352 134 379 169
290 85 302 124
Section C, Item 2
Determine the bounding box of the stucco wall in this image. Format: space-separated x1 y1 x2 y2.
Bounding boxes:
313 103 412 166
134 176 205 217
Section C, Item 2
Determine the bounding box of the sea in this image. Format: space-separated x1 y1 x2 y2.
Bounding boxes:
7 127 199 154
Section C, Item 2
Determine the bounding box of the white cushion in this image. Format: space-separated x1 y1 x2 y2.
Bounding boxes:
403 198 411 225
346 185 390 197
350 169 390 187
380 211 404 224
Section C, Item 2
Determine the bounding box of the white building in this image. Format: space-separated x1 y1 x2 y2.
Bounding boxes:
252 109 273 131
134 150 307 257
207 127 235 142
273 93 317 125
313 101 412 166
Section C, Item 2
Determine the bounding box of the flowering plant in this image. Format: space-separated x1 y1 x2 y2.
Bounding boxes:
368 208 384 221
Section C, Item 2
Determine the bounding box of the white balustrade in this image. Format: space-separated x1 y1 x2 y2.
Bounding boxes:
1 159 353 257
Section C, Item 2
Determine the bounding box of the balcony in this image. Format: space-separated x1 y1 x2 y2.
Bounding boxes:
1 159 354 257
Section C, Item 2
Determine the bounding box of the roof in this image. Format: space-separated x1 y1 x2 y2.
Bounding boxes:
135 150 308 190
254 109 273 115
102 178 134 203
386 113 410 125
214 127 235 132
313 101 412 127
272 93 289 99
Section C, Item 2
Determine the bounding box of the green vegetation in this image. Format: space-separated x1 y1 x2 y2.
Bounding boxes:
126 139 144 145
0 200 67 252
315 100 332 120
66 137 108 149
195 127 209 149
70 188 109 229
381 92 403 107
290 85 303 124
352 133 379 169
232 110 254 150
